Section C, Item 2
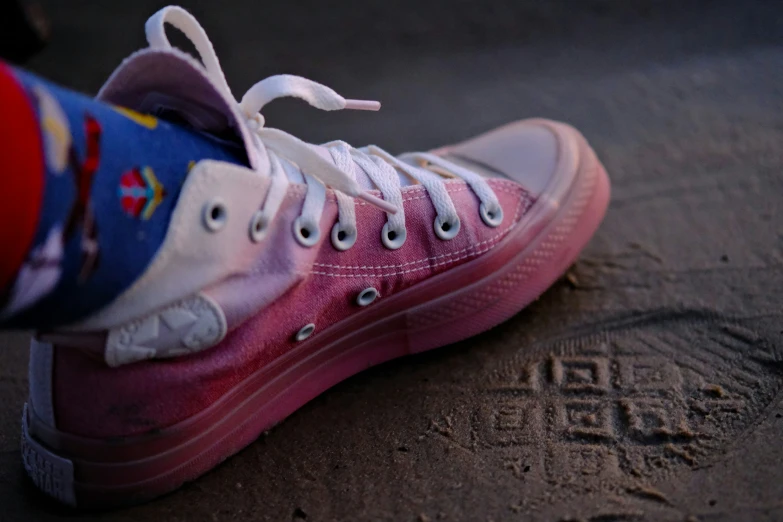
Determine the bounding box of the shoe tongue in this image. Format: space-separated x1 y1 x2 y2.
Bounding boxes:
97 47 271 174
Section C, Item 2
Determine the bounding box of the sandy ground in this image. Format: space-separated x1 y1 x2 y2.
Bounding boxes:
1 0 782 520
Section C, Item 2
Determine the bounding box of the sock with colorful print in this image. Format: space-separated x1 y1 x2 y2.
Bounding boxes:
0 62 247 329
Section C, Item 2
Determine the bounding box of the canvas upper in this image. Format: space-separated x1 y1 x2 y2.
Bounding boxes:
29 7 577 439
18 8 613 509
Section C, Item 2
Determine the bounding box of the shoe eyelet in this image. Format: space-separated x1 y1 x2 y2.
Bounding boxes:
381 223 406 250
356 287 378 306
331 222 357 251
249 211 268 242
434 215 461 240
293 217 320 247
480 202 503 228
295 323 315 341
203 199 228 232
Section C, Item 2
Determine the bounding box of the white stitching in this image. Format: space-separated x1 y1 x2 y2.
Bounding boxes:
307 240 504 278
313 184 529 270
307 187 530 277
314 219 512 270
246 183 530 277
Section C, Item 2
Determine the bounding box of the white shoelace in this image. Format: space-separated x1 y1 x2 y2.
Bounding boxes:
145 6 503 250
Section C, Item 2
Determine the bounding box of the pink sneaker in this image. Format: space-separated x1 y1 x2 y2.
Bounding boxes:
21 6 610 508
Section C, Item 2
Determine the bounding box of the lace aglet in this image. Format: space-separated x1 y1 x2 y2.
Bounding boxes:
345 99 381 111
358 191 397 214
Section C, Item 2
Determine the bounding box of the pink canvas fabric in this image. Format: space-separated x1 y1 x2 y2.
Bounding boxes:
54 178 532 438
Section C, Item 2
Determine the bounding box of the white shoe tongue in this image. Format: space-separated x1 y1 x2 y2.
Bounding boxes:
306 144 415 189
97 49 272 174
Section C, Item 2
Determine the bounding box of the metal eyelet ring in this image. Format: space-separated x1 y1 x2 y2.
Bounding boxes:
203 199 228 232
249 211 268 243
293 216 321 247
331 222 357 251
356 287 378 306
434 215 461 240
295 323 315 341
479 202 503 228
381 223 406 250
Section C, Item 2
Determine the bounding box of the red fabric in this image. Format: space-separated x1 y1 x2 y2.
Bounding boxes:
0 62 44 294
